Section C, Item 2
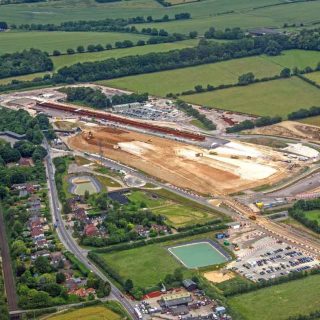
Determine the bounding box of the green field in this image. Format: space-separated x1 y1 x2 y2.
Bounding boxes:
0 39 198 85
183 77 320 117
304 210 320 223
127 190 220 228
97 232 220 288
228 274 320 320
305 71 320 85
0 31 149 55
47 305 122 320
2 0 320 34
101 50 320 96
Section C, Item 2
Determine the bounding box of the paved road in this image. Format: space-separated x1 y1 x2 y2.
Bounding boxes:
44 139 137 320
0 208 18 312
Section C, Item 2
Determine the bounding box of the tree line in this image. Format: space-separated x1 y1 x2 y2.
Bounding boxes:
204 27 245 40
288 106 320 120
0 49 53 79
62 86 148 109
176 100 216 130
289 199 320 234
13 13 190 32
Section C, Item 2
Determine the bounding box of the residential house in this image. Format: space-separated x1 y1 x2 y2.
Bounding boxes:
84 224 99 237
135 225 149 237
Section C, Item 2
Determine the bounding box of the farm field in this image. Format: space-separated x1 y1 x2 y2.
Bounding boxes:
97 232 220 289
0 31 149 55
1 0 320 34
101 50 320 97
182 77 320 117
305 71 320 85
228 274 320 320
265 50 320 69
0 40 199 85
47 305 122 320
101 55 282 96
304 210 320 224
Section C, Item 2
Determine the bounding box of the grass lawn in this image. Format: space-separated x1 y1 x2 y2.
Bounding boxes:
299 115 320 127
153 204 213 228
128 190 221 227
47 305 122 320
305 71 320 85
228 274 320 320
97 232 220 289
182 77 320 117
128 190 167 208
0 31 149 55
101 55 283 96
304 209 320 224
95 175 121 188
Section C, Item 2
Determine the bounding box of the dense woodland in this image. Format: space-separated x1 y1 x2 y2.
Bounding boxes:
63 86 148 108
0 49 53 79
204 27 245 40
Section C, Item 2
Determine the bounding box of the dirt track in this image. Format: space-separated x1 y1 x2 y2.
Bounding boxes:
67 126 287 195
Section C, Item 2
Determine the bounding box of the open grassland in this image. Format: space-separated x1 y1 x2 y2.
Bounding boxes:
305 71 320 85
228 274 320 320
299 115 320 127
101 55 283 96
305 210 320 224
0 31 148 55
1 0 320 34
128 190 167 208
47 305 122 320
97 232 221 288
101 50 320 96
182 77 320 117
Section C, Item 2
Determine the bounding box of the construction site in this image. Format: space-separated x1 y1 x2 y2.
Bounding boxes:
66 124 300 195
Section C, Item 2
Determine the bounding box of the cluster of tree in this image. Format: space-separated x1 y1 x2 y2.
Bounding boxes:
63 87 112 109
176 100 216 130
112 92 148 105
0 21 8 29
0 0 44 4
95 0 121 2
289 199 320 234
80 203 168 247
0 108 55 141
53 157 70 206
204 27 245 40
288 106 320 120
288 310 320 320
63 86 148 109
0 49 53 79
226 116 282 133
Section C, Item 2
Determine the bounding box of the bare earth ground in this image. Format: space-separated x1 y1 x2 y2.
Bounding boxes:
66 125 289 195
247 121 320 143
203 271 235 283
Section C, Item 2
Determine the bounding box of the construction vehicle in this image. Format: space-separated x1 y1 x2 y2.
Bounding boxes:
249 215 257 220
231 155 239 159
195 153 203 157
84 131 93 140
